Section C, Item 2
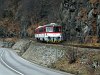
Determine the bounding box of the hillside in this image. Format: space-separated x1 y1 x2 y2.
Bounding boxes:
0 0 100 43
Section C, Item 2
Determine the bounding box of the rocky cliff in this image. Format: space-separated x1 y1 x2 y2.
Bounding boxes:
60 0 100 43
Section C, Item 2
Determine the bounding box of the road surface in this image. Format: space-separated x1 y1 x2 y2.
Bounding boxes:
0 48 73 75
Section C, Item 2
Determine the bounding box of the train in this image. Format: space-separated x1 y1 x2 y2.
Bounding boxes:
34 23 64 43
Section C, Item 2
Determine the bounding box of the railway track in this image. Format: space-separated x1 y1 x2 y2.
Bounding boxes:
66 44 100 49
31 38 100 49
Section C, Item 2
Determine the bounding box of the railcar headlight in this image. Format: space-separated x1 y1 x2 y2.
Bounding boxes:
57 37 60 40
48 36 51 40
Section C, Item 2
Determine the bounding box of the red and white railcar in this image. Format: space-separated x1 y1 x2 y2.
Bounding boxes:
35 23 63 43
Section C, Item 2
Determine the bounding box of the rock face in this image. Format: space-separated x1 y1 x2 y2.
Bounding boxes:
60 0 100 43
22 43 65 66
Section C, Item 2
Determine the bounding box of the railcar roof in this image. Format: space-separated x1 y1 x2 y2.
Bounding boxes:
35 23 61 30
35 26 43 30
44 23 61 26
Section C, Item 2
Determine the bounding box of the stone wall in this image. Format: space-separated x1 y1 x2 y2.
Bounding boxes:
22 43 65 66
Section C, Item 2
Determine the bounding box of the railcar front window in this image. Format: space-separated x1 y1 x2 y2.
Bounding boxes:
53 27 61 32
46 27 53 32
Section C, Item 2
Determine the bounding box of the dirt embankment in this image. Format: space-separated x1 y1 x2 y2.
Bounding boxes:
0 38 100 75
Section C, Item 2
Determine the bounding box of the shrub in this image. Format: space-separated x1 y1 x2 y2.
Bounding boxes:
66 47 78 64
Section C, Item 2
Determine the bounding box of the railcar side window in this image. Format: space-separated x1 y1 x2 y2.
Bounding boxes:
35 29 38 33
35 30 36 33
46 27 53 32
39 28 44 32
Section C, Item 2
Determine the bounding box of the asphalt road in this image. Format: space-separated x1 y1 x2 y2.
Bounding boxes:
0 48 73 75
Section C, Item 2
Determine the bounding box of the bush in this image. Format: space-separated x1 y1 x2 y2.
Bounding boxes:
66 47 78 64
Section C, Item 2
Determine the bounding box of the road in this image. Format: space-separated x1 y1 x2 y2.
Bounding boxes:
0 48 73 75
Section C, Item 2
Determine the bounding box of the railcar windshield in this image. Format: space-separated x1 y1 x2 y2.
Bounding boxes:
46 27 53 32
46 26 61 32
53 26 61 32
